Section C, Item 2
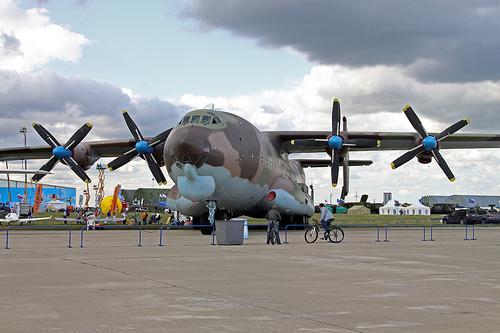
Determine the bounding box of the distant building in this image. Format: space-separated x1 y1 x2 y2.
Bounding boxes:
383 192 392 205
420 195 500 208
0 178 76 208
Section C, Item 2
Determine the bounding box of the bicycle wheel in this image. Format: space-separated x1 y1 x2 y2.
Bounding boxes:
270 232 276 245
304 227 318 243
328 227 344 243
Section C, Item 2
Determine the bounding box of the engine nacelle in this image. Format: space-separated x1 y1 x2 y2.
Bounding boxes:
417 152 433 164
72 144 99 170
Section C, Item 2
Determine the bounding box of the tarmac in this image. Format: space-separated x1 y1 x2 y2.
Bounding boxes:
1 226 500 332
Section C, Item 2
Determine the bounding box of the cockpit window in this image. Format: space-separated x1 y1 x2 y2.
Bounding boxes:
201 115 211 125
190 115 201 123
178 111 225 128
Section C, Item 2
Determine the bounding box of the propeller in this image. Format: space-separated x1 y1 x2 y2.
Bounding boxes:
107 110 171 185
31 122 93 183
291 98 380 188
390 104 469 181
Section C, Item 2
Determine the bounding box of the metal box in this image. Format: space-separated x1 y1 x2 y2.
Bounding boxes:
215 220 244 245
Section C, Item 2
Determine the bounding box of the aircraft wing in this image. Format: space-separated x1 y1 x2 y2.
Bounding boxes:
266 131 500 153
92 218 125 222
0 169 53 175
54 217 81 222
293 159 373 167
19 216 52 222
0 139 136 162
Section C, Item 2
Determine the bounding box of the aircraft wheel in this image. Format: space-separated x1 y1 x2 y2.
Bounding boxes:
193 214 213 235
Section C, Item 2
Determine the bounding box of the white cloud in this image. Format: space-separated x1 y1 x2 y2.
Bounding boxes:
0 0 88 71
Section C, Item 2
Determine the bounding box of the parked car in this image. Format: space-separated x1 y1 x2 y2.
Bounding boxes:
442 209 493 224
484 212 500 224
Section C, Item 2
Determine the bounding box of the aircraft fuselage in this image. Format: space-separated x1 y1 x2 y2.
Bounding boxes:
163 109 314 219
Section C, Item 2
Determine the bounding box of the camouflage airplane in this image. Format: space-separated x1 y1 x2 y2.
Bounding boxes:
1 99 500 231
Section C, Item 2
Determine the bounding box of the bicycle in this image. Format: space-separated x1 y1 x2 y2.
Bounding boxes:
304 219 344 243
267 221 280 245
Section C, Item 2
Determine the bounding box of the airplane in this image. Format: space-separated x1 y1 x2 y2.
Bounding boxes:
1 99 500 233
55 214 125 230
0 212 52 224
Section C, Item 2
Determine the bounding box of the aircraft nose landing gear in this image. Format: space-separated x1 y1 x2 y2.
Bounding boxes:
206 200 217 226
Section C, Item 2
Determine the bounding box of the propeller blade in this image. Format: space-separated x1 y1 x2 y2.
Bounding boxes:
32 156 59 182
148 128 172 147
289 139 326 148
107 148 139 171
332 98 341 135
391 144 426 169
64 122 93 150
341 152 349 200
436 119 469 141
122 110 144 141
403 104 428 138
344 139 381 148
431 150 456 182
32 123 61 149
331 150 340 187
62 157 91 183
144 153 167 184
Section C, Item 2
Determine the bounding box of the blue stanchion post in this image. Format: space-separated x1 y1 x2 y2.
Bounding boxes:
68 229 72 248
375 226 381 242
464 225 469 240
429 226 434 241
422 226 427 241
5 230 9 249
284 226 289 244
159 225 164 247
384 225 389 242
80 228 84 248
138 229 143 247
471 225 477 240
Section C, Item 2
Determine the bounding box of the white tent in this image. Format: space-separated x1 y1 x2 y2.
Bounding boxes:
379 200 402 215
404 201 431 215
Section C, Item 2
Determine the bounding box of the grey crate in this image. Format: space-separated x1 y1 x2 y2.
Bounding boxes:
215 220 244 245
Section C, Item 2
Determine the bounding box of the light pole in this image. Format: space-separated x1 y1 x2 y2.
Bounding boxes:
152 178 155 189
19 126 27 204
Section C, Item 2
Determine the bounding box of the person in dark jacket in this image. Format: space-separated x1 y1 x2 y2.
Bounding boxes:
265 205 282 244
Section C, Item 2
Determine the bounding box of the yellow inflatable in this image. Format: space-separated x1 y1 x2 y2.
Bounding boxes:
100 196 122 215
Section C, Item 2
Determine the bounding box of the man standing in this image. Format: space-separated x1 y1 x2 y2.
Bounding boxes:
319 203 334 240
265 205 282 244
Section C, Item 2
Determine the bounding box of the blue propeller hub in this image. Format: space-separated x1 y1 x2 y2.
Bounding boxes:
328 135 343 151
422 136 438 151
52 146 72 159
135 140 153 155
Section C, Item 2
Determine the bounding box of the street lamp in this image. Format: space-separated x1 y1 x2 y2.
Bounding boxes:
19 126 27 203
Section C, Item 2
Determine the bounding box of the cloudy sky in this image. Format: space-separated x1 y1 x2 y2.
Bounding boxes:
1 0 500 205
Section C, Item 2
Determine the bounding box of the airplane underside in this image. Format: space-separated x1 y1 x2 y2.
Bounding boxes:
166 162 314 225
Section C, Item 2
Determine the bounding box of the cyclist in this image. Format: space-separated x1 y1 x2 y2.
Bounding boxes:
319 203 334 240
265 205 282 244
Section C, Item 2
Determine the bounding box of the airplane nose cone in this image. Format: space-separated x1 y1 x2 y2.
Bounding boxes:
173 138 209 166
164 126 226 172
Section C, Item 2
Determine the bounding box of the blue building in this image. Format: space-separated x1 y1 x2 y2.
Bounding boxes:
0 178 76 209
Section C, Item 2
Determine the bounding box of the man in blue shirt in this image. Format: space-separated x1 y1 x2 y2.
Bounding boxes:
319 203 334 240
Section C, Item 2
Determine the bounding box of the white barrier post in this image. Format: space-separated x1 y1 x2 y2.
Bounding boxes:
243 220 249 240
